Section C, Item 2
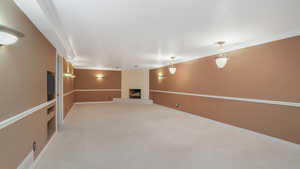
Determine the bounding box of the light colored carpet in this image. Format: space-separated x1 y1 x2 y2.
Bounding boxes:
34 103 300 169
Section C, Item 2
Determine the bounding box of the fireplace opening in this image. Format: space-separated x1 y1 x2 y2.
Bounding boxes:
129 89 141 99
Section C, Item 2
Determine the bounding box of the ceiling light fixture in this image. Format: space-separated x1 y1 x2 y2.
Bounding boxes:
0 25 24 45
168 57 176 74
215 41 229 69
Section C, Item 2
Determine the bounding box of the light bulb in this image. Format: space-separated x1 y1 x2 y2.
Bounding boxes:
169 67 176 74
215 56 228 69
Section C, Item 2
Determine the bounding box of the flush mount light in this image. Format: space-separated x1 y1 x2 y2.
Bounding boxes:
168 57 176 74
215 41 229 69
0 25 24 45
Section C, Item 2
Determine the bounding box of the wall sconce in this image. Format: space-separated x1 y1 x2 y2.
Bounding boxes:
215 41 229 69
158 72 166 80
64 73 73 77
64 73 76 78
96 74 105 79
64 61 76 78
0 25 24 45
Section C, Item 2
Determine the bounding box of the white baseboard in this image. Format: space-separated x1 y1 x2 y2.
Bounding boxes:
17 151 34 169
30 131 57 169
113 98 153 104
16 131 57 169
63 103 75 120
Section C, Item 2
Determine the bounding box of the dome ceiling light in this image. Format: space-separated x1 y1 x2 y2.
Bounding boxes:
0 25 24 46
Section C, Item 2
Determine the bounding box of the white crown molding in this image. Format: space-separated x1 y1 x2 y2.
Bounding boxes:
149 30 300 70
150 90 300 107
71 31 300 71
73 66 122 71
0 99 56 130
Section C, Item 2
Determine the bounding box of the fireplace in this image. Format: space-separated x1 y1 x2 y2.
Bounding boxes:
129 89 141 99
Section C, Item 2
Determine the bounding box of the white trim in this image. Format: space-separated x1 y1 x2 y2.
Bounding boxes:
0 99 56 130
64 103 75 120
75 89 121 92
30 132 57 169
71 32 300 70
149 30 300 69
73 67 122 71
56 53 64 131
75 101 113 104
150 89 300 107
63 90 75 97
17 151 34 169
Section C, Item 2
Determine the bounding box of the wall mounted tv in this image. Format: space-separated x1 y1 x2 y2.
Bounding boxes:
47 71 55 101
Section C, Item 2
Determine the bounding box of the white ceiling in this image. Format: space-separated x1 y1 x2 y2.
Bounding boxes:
15 0 300 70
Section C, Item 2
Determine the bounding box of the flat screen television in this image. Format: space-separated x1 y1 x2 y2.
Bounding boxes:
47 71 55 101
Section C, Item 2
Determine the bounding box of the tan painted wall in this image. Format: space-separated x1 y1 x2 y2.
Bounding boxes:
74 69 121 102
63 58 74 118
0 0 56 168
121 69 149 99
150 36 300 144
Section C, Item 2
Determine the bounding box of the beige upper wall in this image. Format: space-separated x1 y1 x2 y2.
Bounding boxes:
74 69 121 102
122 69 149 99
74 69 121 89
150 36 300 102
0 0 56 121
0 0 56 169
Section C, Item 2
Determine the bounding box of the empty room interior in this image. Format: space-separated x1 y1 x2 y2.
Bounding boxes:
1 0 300 169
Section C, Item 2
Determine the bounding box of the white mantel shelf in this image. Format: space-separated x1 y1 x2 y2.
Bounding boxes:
113 98 153 104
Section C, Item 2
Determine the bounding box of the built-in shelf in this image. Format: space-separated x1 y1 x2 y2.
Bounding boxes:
47 105 56 140
47 110 55 122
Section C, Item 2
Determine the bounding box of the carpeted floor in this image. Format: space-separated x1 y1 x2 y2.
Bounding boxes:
34 103 300 169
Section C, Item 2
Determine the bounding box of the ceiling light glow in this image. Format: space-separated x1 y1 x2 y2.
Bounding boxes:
0 31 18 45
